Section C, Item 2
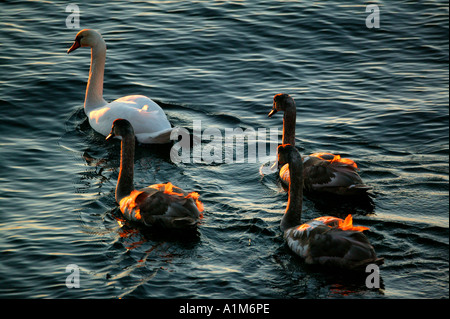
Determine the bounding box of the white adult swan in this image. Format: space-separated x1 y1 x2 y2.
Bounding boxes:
68 29 173 144
106 119 203 228
277 144 383 269
269 93 372 195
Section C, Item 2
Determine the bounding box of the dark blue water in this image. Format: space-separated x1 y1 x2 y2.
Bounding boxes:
0 1 448 299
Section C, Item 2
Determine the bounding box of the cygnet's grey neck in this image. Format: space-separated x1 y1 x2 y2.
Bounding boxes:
281 149 304 231
115 133 135 203
282 101 297 146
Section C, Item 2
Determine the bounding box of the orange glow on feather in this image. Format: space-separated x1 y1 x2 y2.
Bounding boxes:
89 107 110 124
297 223 311 231
120 184 204 218
134 210 142 220
186 192 204 213
296 215 369 232
150 182 185 196
279 163 290 181
309 152 358 169
315 216 340 224
119 190 143 220
150 182 204 213
338 215 369 232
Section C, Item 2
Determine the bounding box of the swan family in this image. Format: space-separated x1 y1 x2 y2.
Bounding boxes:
68 29 382 270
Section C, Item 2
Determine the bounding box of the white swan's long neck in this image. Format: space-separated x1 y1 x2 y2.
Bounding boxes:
85 40 107 113
281 150 303 231
282 104 297 146
116 133 135 203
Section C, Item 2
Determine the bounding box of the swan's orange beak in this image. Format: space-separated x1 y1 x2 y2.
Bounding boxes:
105 132 115 141
268 108 278 118
67 41 81 54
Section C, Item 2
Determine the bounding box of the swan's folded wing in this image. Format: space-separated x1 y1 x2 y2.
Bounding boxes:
304 161 336 187
88 95 173 144
304 161 371 191
308 228 381 268
134 190 171 217
134 188 201 229
146 201 200 229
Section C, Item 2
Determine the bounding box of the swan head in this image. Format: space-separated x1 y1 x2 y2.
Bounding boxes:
67 29 105 54
106 118 134 141
268 93 295 117
277 144 301 167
